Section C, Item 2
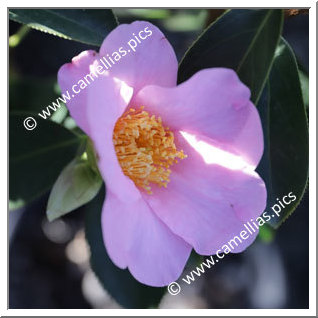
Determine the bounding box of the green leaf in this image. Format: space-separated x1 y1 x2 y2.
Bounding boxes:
178 9 284 104
299 70 309 110
256 38 308 228
258 224 275 243
9 113 82 209
47 157 102 222
9 9 118 46
84 186 166 308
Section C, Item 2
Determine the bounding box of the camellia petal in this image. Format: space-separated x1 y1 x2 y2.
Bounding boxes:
132 68 264 168
101 192 191 287
142 131 267 255
84 73 137 200
58 50 99 135
99 21 178 95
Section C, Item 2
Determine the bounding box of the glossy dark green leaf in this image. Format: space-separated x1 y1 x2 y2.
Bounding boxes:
299 70 309 110
9 113 82 210
47 157 102 222
9 9 118 46
84 186 165 308
178 9 284 104
256 38 308 228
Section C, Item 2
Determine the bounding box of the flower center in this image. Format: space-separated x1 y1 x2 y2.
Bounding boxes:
113 107 187 194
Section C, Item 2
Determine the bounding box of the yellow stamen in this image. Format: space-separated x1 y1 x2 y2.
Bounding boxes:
113 107 187 194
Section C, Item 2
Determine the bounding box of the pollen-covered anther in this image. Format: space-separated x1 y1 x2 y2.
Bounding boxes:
113 107 187 194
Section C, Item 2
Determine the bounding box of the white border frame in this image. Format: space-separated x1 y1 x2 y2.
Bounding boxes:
4 1 316 316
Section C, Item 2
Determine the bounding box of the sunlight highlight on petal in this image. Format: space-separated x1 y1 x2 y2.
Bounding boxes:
180 131 255 172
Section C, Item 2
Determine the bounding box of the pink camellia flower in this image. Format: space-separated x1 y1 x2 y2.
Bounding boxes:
58 21 267 287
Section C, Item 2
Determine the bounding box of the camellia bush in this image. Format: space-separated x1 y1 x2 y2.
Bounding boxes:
9 9 308 308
